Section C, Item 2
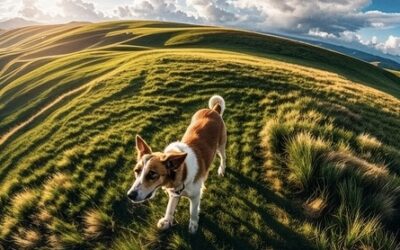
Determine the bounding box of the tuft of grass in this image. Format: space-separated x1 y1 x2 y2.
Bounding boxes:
325 151 389 183
285 133 329 191
356 133 382 151
0 189 38 239
261 118 293 156
9 189 38 220
302 188 329 219
41 172 73 207
341 209 380 249
83 209 115 239
337 179 363 212
364 182 398 221
47 218 85 249
12 228 42 249
111 232 142 250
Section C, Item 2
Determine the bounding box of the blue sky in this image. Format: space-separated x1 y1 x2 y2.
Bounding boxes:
361 0 400 40
365 0 400 13
0 0 399 60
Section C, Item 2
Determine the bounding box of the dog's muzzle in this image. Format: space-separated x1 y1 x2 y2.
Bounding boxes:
127 190 138 201
127 189 156 203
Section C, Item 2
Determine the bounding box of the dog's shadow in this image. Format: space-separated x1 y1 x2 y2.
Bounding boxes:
150 167 315 250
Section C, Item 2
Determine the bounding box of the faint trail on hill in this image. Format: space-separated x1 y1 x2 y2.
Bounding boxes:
0 84 88 146
0 64 125 146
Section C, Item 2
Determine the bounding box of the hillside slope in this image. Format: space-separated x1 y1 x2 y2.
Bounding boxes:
0 21 399 249
293 36 400 71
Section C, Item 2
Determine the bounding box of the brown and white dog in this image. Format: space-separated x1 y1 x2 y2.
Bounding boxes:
127 95 227 233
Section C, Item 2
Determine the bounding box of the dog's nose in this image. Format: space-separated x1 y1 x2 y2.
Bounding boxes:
127 190 138 201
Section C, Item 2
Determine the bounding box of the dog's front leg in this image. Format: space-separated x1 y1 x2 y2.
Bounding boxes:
157 193 179 230
188 194 201 233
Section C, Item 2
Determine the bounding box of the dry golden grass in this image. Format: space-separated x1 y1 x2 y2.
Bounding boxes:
303 197 328 219
83 209 115 239
356 133 382 151
12 228 42 249
326 151 389 179
40 173 72 205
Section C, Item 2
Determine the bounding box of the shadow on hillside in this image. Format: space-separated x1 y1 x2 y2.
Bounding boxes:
150 167 315 250
217 168 314 250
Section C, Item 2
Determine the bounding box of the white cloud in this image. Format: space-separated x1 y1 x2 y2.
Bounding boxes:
0 0 19 19
308 28 336 39
188 0 236 24
15 0 108 22
231 0 373 34
113 0 197 23
18 0 47 19
7 0 400 36
363 11 400 29
58 0 107 21
375 35 400 56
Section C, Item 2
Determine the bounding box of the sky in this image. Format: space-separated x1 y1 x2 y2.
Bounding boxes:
0 0 399 59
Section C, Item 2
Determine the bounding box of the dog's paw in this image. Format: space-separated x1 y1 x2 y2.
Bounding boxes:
218 166 225 177
157 217 173 230
188 220 198 234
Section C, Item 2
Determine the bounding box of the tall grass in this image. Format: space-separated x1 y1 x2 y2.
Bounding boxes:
83 209 115 239
285 133 329 191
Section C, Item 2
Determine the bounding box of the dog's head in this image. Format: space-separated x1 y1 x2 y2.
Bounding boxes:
127 135 187 203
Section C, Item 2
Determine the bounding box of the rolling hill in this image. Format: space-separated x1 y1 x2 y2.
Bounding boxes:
294 37 400 71
0 21 399 249
0 18 41 30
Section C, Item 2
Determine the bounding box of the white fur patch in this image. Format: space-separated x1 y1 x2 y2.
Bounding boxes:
208 95 225 116
164 142 198 185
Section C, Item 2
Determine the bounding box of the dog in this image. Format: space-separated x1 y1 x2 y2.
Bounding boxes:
127 95 227 233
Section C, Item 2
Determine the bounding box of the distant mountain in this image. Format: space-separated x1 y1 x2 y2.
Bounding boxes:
0 17 40 30
298 38 400 71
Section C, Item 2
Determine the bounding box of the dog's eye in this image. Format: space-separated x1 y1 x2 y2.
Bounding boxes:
147 170 159 180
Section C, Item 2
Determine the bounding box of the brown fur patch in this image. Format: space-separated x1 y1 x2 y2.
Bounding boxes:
182 108 226 182
212 103 222 114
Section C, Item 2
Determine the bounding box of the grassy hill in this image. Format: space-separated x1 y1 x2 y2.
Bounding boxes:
0 21 399 249
389 69 400 77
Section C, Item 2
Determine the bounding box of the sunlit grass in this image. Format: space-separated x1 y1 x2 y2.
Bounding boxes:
0 20 399 249
83 209 115 239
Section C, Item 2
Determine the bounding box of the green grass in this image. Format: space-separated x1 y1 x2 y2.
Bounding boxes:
0 20 399 249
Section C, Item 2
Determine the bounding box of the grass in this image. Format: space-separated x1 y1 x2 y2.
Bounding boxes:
83 209 115 239
0 20 399 249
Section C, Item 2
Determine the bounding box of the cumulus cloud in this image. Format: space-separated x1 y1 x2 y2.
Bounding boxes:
18 0 48 20
308 28 336 39
16 0 105 22
231 0 373 34
363 11 400 29
0 0 17 19
375 36 400 56
188 0 236 24
58 0 107 21
11 0 400 37
113 0 197 23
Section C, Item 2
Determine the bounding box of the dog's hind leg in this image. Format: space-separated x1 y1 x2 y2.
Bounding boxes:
157 193 180 230
217 133 227 177
217 124 227 177
217 146 226 177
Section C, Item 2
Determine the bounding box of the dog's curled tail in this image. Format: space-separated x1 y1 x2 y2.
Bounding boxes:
209 95 225 116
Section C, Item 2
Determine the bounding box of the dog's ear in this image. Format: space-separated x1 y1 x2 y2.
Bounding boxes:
161 152 187 170
136 135 152 159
